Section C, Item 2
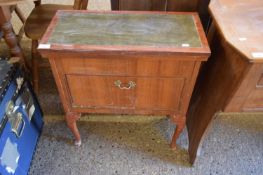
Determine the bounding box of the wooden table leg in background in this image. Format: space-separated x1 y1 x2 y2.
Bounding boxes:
0 6 28 68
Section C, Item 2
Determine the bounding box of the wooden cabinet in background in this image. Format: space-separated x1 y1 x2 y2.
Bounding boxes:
118 0 167 11
186 0 263 164
166 0 198 11
38 11 210 160
111 0 211 31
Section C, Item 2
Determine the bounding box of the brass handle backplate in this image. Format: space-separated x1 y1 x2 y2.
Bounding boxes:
114 80 136 90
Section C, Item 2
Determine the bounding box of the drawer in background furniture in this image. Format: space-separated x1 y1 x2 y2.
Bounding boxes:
66 74 185 112
256 74 263 87
242 72 263 111
59 57 196 77
242 88 263 111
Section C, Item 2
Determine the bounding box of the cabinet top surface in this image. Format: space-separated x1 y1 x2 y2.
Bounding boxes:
39 11 210 55
209 0 263 62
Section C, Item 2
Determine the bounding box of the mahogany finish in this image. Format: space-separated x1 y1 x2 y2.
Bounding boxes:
110 0 211 31
187 0 263 164
118 0 166 11
23 0 88 94
38 11 210 154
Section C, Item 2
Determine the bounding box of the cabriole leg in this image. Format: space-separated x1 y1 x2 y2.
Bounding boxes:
170 115 186 149
65 112 81 146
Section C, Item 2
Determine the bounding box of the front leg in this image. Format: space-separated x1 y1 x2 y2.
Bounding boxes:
65 112 81 146
169 115 186 149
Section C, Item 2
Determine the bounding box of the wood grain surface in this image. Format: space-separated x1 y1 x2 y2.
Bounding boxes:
187 0 263 164
209 0 263 62
110 0 211 32
38 10 210 157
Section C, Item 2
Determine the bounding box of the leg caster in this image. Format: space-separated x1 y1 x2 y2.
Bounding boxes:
65 112 81 146
170 115 186 149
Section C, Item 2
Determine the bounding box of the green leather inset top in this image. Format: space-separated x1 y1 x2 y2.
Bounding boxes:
47 12 202 48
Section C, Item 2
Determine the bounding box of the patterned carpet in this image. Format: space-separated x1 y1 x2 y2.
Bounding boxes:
28 114 263 175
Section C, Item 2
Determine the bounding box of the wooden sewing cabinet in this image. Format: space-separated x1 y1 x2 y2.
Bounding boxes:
38 11 210 149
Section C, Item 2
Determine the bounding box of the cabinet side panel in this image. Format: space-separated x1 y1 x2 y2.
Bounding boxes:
186 23 248 164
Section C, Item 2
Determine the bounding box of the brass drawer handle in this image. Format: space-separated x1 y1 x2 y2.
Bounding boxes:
114 80 136 90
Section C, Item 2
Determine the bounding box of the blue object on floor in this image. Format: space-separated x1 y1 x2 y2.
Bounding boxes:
0 59 44 175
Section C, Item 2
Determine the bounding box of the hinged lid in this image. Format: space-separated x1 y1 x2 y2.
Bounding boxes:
38 11 210 58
